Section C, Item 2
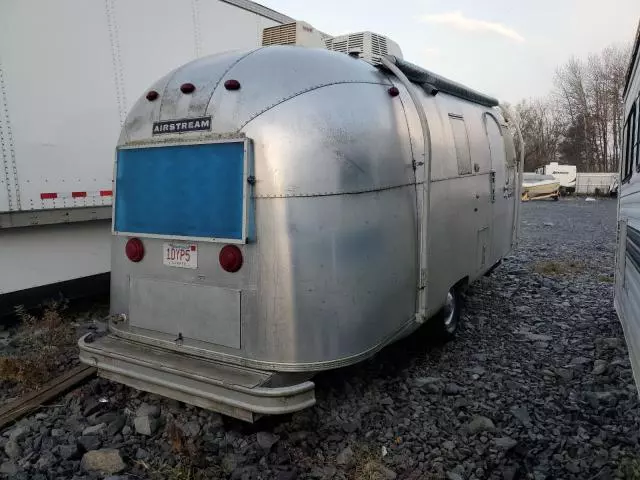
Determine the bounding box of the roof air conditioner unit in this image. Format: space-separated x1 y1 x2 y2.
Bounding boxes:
262 21 330 49
325 32 403 65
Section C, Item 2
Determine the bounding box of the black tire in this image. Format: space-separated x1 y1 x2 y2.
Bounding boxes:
433 287 462 342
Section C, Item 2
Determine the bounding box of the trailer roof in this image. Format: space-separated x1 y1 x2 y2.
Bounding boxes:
624 19 640 97
384 56 500 108
221 0 294 24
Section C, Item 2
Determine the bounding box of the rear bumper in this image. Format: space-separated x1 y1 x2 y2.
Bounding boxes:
78 334 315 422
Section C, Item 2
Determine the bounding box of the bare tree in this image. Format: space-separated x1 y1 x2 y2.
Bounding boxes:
515 98 563 172
551 44 630 172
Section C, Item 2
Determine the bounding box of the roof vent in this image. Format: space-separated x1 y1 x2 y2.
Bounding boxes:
262 21 330 49
325 32 403 65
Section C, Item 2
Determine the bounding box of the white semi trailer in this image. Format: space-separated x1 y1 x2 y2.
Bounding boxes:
0 0 292 314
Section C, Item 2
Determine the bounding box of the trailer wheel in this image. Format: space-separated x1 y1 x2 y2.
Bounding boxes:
434 287 462 341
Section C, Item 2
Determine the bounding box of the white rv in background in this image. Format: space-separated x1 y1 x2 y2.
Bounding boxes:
535 162 577 194
616 19 640 398
0 0 292 313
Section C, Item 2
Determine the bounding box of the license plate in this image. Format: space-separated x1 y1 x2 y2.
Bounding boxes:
163 242 197 269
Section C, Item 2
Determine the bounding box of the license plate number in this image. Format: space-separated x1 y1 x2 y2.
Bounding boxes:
163 242 197 269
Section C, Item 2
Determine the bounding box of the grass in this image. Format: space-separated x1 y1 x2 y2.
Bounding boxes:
598 275 614 283
623 458 640 479
348 444 397 480
532 259 586 277
134 421 220 480
135 460 198 480
0 300 76 388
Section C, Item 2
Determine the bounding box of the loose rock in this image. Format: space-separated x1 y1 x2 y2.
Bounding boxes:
107 416 126 437
494 437 518 450
78 435 102 451
59 444 79 460
256 431 279 450
136 403 161 418
8 426 30 442
81 449 126 474
4 439 22 459
34 451 56 471
336 446 354 466
182 420 201 438
134 415 159 436
510 406 532 427
468 416 495 434
0 461 18 476
592 359 608 375
82 423 106 436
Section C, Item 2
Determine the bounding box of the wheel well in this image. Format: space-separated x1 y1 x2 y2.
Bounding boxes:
453 276 469 293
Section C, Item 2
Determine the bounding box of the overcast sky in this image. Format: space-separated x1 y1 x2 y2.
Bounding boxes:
260 0 640 103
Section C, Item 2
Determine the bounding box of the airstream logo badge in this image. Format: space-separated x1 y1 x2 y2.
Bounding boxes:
152 116 212 135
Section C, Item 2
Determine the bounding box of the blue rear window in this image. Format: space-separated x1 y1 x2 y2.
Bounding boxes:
114 142 245 240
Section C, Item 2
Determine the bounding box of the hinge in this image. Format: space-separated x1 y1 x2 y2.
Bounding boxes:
489 171 496 203
418 268 427 289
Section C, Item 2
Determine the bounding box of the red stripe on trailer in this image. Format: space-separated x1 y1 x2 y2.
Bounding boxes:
72 191 87 198
100 190 113 197
40 193 57 199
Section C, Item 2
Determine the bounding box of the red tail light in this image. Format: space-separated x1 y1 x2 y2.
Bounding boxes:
125 238 144 262
219 245 243 272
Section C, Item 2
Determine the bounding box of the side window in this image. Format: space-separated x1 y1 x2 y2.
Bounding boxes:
624 103 636 182
635 98 640 172
449 114 472 175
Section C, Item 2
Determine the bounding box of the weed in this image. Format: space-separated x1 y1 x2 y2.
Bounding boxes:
598 275 614 283
532 259 586 277
622 457 640 480
348 444 395 480
136 457 220 480
0 300 76 388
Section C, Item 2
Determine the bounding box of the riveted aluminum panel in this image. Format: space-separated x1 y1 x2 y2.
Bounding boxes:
129 277 241 349
207 47 391 134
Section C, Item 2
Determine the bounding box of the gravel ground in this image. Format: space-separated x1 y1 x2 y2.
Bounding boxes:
2 197 640 480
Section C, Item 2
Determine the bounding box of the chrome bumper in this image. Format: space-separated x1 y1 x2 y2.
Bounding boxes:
78 334 316 422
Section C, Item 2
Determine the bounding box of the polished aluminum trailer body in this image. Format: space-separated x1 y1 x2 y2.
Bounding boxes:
80 46 521 421
615 20 640 395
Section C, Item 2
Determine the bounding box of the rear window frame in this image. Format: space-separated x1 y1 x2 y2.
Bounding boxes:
112 137 252 244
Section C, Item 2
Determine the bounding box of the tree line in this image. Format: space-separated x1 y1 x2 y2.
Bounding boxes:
513 44 630 173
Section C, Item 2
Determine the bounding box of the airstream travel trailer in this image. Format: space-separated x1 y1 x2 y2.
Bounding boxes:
79 26 522 421
615 20 640 396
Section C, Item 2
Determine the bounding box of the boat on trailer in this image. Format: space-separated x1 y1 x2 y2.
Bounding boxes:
521 173 560 201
